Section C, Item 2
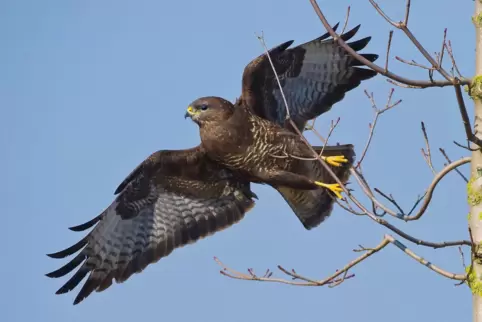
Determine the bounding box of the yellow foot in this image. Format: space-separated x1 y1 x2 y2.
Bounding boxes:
314 181 343 199
322 155 348 167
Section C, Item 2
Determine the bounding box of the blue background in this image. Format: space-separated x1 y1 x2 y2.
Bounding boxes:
1 0 475 321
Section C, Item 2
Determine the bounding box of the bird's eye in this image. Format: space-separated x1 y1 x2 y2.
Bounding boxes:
200 104 208 111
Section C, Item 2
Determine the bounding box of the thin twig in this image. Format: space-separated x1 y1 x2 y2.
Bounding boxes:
437 28 447 69
445 40 463 78
256 32 291 120
421 121 436 174
395 56 433 70
375 188 425 218
334 198 366 216
386 78 423 89
454 83 482 149
373 189 410 216
356 89 401 168
385 30 393 72
341 6 351 34
403 0 411 26
439 148 469 183
454 140 480 152
319 118 341 156
459 246 467 271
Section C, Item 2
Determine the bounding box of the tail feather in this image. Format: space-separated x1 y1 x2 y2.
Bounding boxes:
276 144 355 230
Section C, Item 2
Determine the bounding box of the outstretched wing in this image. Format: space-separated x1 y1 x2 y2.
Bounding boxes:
240 23 378 131
46 146 256 305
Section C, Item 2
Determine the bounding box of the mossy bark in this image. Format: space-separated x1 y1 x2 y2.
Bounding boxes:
471 1 482 321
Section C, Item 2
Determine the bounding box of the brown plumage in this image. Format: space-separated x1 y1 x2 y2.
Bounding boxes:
185 23 377 229
47 23 376 305
46 147 257 305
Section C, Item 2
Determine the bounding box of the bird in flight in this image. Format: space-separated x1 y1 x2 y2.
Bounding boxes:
46 23 377 305
185 23 377 229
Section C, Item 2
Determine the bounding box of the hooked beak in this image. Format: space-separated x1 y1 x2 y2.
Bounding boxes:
184 106 196 119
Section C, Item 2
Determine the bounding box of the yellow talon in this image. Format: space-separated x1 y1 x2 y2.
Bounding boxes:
314 181 344 199
322 155 348 167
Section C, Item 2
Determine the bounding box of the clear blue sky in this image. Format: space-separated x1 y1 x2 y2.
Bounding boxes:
1 0 476 321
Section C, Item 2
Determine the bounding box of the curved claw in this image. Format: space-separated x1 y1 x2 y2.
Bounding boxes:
314 181 343 199
322 155 349 167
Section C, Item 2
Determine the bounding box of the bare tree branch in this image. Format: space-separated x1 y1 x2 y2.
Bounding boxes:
215 234 466 286
214 237 388 287
308 0 481 151
308 0 471 87
371 157 471 221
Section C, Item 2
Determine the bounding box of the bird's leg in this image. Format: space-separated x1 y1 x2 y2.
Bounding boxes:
321 155 349 167
252 170 344 198
253 170 320 190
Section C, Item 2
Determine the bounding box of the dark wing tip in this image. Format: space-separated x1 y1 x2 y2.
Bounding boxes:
46 252 63 259
340 24 362 42
114 185 124 195
361 53 379 63
316 22 340 41
270 40 294 55
54 266 90 296
69 214 103 232
72 277 98 305
348 36 372 52
352 67 378 81
46 253 86 278
46 236 88 259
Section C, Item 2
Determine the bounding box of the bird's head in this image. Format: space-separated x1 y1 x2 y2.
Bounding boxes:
185 96 234 126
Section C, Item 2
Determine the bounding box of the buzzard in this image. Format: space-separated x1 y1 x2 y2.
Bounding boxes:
46 23 377 305
186 23 377 229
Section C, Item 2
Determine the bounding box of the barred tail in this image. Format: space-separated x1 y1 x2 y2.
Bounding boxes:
276 144 355 229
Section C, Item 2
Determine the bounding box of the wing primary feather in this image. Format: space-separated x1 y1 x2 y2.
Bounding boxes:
347 36 372 51
46 253 87 278
55 265 90 295
96 272 115 292
351 53 379 65
46 235 89 259
351 67 378 81
73 275 99 305
316 22 340 41
340 24 361 42
68 214 103 232
270 40 294 55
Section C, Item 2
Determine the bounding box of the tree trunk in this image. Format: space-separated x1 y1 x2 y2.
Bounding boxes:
471 1 482 322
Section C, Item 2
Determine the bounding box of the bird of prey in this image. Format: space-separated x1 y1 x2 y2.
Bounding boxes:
185 23 377 229
46 147 257 305
46 23 377 305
